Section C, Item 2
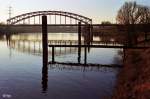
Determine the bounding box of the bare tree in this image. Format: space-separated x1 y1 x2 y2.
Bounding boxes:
139 6 150 24
116 1 150 24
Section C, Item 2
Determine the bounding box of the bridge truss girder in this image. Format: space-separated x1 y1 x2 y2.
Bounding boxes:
7 11 92 25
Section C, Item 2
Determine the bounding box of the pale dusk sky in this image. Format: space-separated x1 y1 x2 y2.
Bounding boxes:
0 0 149 23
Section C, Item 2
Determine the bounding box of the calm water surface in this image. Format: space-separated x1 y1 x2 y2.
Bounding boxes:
0 33 121 99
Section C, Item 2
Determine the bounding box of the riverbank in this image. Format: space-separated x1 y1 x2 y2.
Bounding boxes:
112 49 150 99
113 48 150 99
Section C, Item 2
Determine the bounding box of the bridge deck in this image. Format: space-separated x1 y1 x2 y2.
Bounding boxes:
1 24 150 33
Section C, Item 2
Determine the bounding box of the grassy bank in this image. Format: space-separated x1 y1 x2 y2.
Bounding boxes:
112 48 150 99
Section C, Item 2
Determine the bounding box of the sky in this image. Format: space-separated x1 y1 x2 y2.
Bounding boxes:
0 0 150 24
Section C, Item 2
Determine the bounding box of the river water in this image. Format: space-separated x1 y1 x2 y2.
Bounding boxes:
0 33 121 99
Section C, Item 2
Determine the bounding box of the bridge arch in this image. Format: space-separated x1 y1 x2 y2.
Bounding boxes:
7 11 92 25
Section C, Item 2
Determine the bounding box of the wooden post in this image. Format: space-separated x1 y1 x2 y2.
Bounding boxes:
87 24 92 49
52 46 55 63
78 22 81 46
88 24 91 45
90 24 93 43
87 24 91 52
84 46 87 65
39 15 41 24
78 22 81 64
42 16 48 66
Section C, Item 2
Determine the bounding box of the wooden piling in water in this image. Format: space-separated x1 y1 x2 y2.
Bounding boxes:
42 16 48 66
84 46 87 65
78 22 81 45
52 46 55 63
90 24 93 43
42 15 48 92
78 22 81 63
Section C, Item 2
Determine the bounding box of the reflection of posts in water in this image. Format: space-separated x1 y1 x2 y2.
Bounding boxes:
33 41 36 53
39 41 41 53
42 63 48 93
6 34 11 46
78 22 81 63
6 34 12 58
23 40 25 52
42 16 48 66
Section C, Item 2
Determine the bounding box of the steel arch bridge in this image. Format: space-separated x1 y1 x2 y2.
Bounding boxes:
7 11 92 25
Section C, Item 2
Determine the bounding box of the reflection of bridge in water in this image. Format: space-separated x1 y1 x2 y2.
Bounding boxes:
9 38 126 56
9 39 83 56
